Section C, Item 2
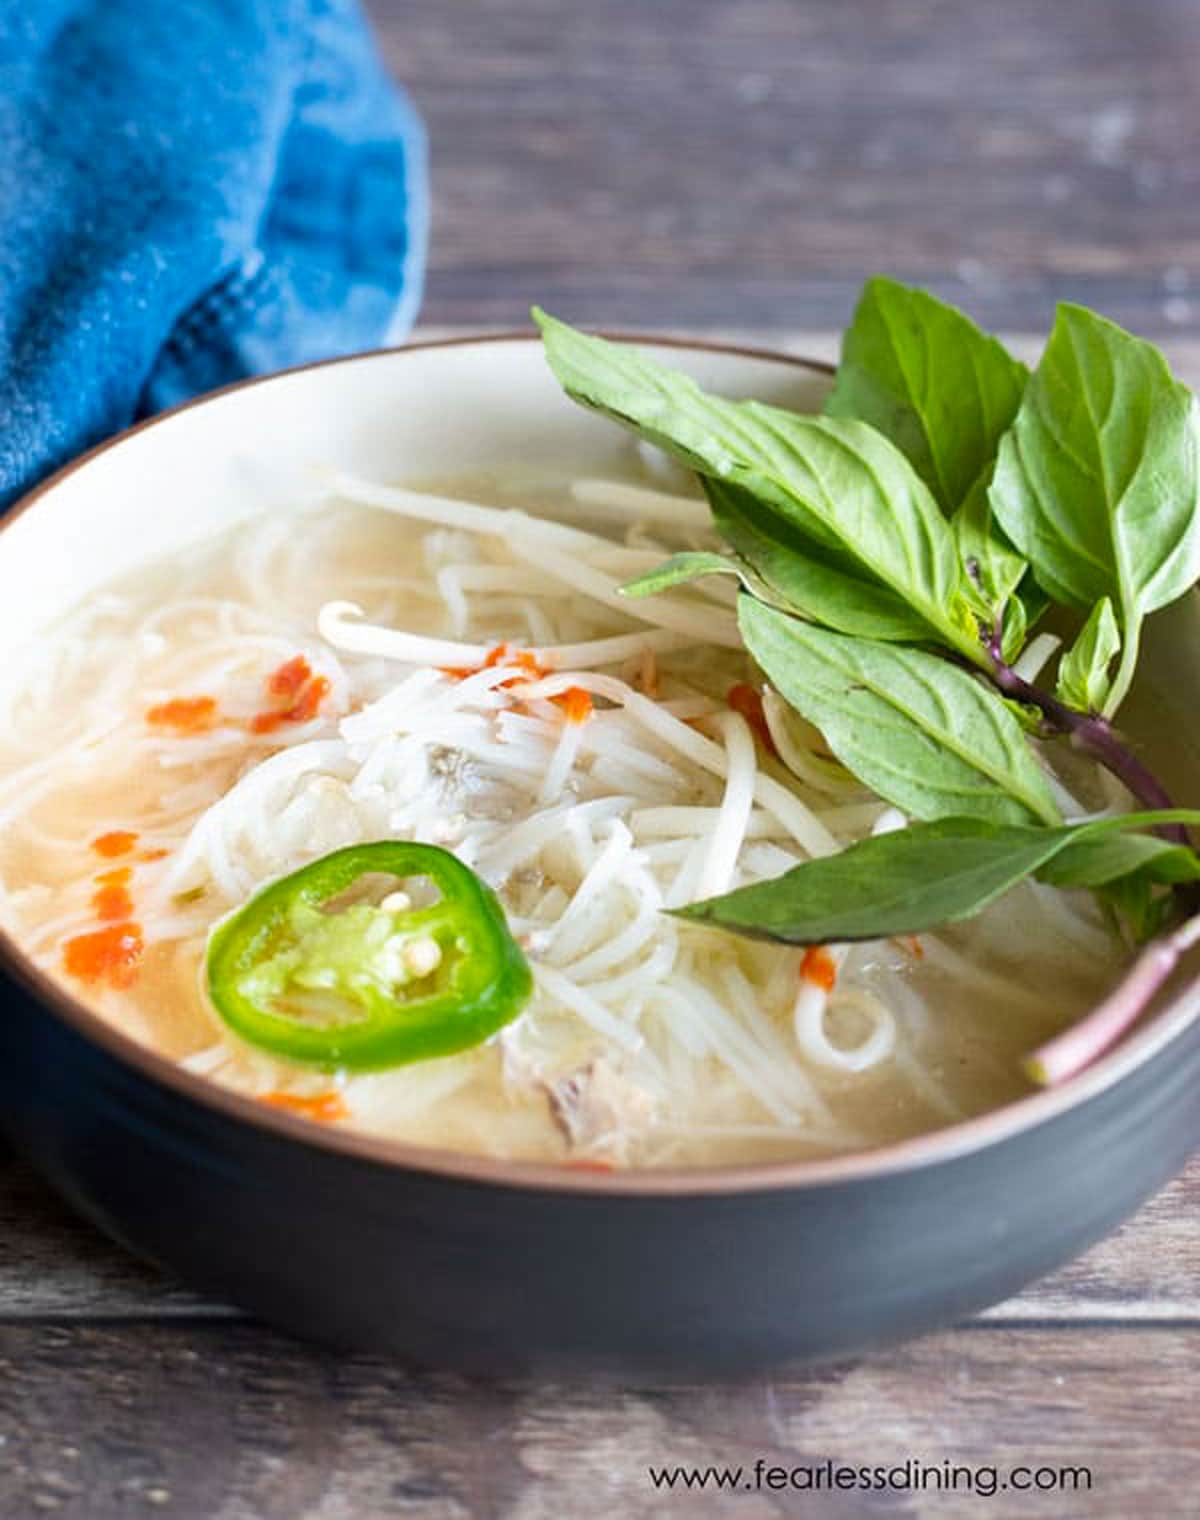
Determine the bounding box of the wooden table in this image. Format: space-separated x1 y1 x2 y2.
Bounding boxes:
4 1 1199 1514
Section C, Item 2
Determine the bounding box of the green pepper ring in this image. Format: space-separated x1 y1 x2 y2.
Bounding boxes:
205 842 532 1071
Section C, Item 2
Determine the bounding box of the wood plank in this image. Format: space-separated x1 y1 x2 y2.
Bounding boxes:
367 0 1200 335
0 1147 1196 1324
0 1321 1194 1518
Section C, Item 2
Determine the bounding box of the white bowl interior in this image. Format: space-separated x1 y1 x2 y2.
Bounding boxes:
0 339 830 645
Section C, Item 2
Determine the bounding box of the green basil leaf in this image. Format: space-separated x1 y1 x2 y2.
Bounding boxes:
998 588 1028 664
535 309 984 664
1012 575 1051 639
1038 828 1200 889
825 276 1029 513
988 574 1052 664
621 551 741 599
1095 874 1177 944
1055 597 1121 714
676 810 1200 945
1055 826 1200 944
739 597 1061 826
989 304 1200 714
703 480 935 642
677 818 1070 942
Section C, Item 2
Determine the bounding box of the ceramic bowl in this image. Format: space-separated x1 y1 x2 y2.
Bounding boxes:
1 335 1198 1373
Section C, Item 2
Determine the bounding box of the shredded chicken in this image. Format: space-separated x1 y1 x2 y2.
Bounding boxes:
544 1058 657 1162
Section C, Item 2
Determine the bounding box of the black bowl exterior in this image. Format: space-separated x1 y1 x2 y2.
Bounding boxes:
2 961 1198 1374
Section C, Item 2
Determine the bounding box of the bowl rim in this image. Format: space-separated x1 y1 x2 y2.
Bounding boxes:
3 327 1198 1198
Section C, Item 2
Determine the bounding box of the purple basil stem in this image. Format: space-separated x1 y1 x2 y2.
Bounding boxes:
985 629 1187 843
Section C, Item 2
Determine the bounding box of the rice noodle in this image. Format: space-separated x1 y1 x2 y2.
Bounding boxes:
318 602 692 673
1012 632 1062 684
517 670 840 858
693 712 757 899
762 691 861 797
569 478 711 531
795 985 897 1073
332 473 607 552
510 536 743 647
0 480 1132 1168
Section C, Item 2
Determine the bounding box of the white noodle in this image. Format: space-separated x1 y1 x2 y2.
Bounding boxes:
517 670 839 858
794 985 897 1073
762 690 861 797
319 601 693 673
532 962 644 1053
693 712 757 899
332 472 609 552
630 806 786 841
545 820 636 962
0 483 1132 1170
569 478 711 530
1012 632 1062 684
512 537 742 648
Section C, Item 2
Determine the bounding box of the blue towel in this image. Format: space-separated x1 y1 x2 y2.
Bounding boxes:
0 0 428 510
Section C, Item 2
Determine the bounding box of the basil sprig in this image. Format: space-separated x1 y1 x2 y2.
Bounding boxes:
536 286 1200 1084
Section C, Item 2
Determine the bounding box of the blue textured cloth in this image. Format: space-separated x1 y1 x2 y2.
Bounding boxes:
0 0 427 509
